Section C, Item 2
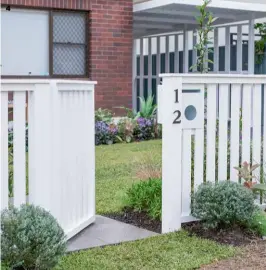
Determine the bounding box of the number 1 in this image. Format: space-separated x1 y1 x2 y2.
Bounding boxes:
175 89 179 103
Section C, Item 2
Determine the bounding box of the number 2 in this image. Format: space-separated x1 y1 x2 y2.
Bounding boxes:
173 110 181 124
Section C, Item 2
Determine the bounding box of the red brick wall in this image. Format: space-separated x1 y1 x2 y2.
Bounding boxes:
1 0 133 114
89 0 133 114
1 0 91 10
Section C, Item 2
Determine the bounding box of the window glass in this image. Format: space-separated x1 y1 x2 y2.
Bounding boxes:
1 9 49 76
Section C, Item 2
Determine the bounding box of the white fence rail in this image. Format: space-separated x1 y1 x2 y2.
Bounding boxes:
1 79 96 239
159 74 266 233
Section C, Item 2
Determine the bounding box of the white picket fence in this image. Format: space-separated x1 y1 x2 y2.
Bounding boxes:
1 79 96 240
159 74 266 233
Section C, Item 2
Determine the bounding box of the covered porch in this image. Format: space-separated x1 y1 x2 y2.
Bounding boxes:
132 0 266 110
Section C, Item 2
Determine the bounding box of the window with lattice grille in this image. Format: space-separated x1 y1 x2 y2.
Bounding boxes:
52 12 87 76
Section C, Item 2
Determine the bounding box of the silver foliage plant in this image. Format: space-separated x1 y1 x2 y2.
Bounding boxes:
192 181 257 229
1 204 67 270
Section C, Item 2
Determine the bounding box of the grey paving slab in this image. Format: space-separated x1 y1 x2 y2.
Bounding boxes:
67 215 158 252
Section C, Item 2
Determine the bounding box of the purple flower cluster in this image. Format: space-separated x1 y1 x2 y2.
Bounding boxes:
95 121 118 145
134 117 154 141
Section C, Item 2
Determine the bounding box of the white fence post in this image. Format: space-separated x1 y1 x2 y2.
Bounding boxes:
161 76 183 233
28 82 53 211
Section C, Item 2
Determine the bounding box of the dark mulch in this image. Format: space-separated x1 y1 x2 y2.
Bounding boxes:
105 208 261 247
183 222 259 246
105 209 161 233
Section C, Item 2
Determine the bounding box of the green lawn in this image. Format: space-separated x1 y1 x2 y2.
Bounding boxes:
56 231 237 270
56 140 238 270
4 140 239 270
96 140 162 214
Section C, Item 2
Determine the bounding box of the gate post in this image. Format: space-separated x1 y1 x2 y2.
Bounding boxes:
161 75 183 233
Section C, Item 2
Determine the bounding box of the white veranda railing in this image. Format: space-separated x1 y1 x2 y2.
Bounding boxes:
1 79 96 239
158 74 266 233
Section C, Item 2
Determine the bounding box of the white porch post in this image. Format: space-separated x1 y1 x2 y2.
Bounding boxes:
175 34 179 73
183 26 189 73
140 38 144 99
192 30 197 72
237 25 243 73
213 28 219 73
225 26 231 73
165 35 170 73
156 37 161 86
248 18 255 74
148 37 152 97
132 39 137 111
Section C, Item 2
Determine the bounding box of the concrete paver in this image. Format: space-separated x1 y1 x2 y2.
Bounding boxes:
67 215 158 252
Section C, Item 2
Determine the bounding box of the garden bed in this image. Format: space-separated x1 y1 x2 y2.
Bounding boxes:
106 208 262 247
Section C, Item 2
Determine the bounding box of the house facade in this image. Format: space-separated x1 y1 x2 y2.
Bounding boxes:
1 0 266 113
1 0 133 114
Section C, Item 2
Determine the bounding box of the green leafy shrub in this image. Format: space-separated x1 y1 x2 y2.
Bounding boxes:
118 95 157 120
137 96 157 119
192 181 257 229
124 178 162 220
248 210 266 237
95 108 113 123
1 204 66 270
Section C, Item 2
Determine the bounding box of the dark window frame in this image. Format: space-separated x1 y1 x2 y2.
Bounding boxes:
1 7 89 79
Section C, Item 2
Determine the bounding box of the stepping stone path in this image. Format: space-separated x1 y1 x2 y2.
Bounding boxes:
67 215 158 252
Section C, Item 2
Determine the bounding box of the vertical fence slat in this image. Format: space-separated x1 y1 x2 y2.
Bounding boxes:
206 84 217 182
60 92 68 230
28 91 35 204
1 92 9 210
77 92 84 222
194 84 205 187
218 84 229 180
230 84 241 182
194 129 204 185
73 92 79 226
252 84 262 168
263 84 266 174
174 34 179 73
50 82 61 225
88 89 95 219
68 92 75 228
242 84 252 163
182 130 191 217
13 92 26 207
